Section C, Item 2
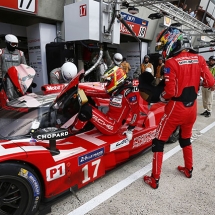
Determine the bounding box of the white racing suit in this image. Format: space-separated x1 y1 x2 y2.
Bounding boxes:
49 68 65 84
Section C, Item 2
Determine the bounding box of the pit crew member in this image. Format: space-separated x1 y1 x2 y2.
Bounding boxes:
50 62 77 84
143 27 215 189
0 34 27 100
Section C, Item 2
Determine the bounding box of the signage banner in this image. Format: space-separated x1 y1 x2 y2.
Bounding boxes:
120 12 148 38
164 16 171 27
0 0 37 14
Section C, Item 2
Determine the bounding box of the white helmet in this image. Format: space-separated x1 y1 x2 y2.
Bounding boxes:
61 62 78 82
113 53 123 66
145 67 152 73
5 34 18 46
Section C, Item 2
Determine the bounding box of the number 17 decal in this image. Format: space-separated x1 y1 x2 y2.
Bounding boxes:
82 159 101 183
18 0 36 12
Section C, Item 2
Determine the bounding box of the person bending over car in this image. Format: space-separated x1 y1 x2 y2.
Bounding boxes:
143 27 215 189
50 62 77 84
73 66 139 137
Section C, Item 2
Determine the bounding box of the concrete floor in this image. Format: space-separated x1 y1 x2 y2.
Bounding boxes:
47 94 215 215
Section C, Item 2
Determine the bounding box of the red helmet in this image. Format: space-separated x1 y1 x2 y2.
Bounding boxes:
102 66 127 93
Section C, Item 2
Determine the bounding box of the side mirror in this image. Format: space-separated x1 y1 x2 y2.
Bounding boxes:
32 128 69 155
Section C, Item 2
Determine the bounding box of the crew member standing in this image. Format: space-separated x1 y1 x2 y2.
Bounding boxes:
0 34 27 100
140 55 154 76
143 27 215 189
200 55 215 117
155 56 165 86
120 57 131 75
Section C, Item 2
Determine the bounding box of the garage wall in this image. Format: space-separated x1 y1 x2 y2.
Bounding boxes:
37 0 65 21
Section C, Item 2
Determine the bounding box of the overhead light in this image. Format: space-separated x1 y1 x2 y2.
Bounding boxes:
148 12 163 20
128 6 139 15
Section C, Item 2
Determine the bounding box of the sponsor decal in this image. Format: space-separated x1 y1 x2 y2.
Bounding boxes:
29 46 40 50
111 97 122 104
129 95 137 102
164 67 170 74
133 129 156 148
120 12 148 38
46 163 66 181
46 85 61 91
124 88 131 97
178 59 198 65
92 115 114 130
110 138 130 152
37 131 68 140
18 168 40 196
78 148 104 165
28 39 40 43
155 114 167 135
32 196 40 211
110 96 122 107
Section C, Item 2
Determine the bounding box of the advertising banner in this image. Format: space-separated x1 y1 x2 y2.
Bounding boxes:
27 23 56 92
120 12 148 38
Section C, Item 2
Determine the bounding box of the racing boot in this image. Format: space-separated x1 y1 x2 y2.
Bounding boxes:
144 152 163 189
178 145 193 178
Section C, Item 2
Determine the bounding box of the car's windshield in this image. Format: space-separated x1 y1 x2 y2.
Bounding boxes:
0 86 80 139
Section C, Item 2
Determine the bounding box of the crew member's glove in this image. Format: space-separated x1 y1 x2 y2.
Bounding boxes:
78 104 92 121
123 125 135 141
159 94 168 103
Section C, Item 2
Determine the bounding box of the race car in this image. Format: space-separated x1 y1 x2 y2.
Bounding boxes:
0 67 178 215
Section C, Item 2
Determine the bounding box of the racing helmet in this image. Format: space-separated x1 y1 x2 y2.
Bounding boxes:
113 53 123 66
5 34 18 51
144 55 150 59
143 55 150 63
145 67 152 73
155 27 184 59
102 66 127 93
61 62 78 82
209 55 215 61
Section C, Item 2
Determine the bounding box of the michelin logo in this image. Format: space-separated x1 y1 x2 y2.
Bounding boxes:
78 148 104 165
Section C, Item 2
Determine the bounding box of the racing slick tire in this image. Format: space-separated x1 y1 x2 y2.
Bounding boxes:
0 162 41 215
166 126 180 144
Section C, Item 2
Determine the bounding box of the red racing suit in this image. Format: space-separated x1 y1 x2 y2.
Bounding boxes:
75 85 140 135
158 51 215 141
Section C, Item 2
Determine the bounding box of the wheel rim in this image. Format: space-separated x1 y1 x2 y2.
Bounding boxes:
0 178 30 215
